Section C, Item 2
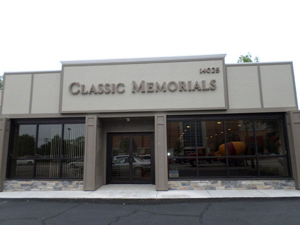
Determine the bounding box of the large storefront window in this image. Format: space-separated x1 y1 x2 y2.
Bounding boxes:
167 114 290 179
8 119 85 179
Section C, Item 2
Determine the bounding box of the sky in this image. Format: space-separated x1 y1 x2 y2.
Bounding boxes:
0 0 299 106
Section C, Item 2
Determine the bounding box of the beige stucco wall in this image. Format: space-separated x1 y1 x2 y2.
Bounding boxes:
226 63 297 110
227 66 261 109
1 57 298 117
61 59 226 113
260 64 296 108
1 72 61 116
2 74 32 114
31 73 60 114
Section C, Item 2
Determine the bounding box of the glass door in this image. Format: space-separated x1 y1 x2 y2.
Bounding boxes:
108 133 154 184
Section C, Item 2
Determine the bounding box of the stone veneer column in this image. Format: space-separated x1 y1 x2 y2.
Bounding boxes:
155 114 168 191
0 118 10 192
83 116 103 191
286 111 300 190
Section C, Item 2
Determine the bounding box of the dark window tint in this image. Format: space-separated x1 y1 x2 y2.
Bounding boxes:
37 125 62 158
255 119 286 156
63 124 85 158
8 121 85 179
35 160 60 178
228 157 258 176
12 125 36 158
226 120 255 156
167 115 290 179
259 157 289 176
9 159 34 179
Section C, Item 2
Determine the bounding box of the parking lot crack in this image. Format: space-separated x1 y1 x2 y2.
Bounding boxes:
41 203 81 225
140 209 200 218
108 208 200 225
199 203 212 225
107 210 139 225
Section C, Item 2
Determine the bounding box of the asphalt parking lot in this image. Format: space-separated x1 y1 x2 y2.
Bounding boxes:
1 198 300 225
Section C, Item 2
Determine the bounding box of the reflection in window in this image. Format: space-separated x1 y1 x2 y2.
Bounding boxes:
9 121 85 179
197 121 224 157
255 119 286 155
167 116 290 179
259 157 288 176
12 125 36 158
228 157 257 176
226 120 255 155
62 159 84 179
168 122 197 156
37 125 62 158
169 164 197 178
9 159 34 178
35 160 60 178
63 124 85 158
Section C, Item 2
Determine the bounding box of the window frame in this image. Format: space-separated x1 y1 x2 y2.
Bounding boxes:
6 118 85 180
167 113 292 179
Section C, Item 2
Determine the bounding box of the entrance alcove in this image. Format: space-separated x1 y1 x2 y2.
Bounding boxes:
83 116 156 191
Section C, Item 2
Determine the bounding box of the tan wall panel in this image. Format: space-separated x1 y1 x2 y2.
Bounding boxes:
227 66 261 109
61 60 226 113
31 73 60 114
260 64 296 108
2 75 31 114
155 114 168 190
0 118 10 191
104 117 154 132
287 111 300 189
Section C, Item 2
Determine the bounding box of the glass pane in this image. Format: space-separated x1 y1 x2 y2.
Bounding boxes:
198 161 227 177
132 135 151 181
167 121 196 157
169 160 197 178
111 135 130 181
228 157 258 176
61 159 83 178
35 160 60 178
226 120 254 156
63 124 85 158
12 125 36 158
37 125 62 158
10 159 34 178
259 157 289 176
196 121 225 157
255 119 286 155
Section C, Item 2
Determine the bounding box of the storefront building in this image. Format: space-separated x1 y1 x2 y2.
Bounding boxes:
0 54 300 191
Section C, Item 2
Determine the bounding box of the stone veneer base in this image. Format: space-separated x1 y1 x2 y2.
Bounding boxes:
168 180 295 190
3 180 84 191
3 180 296 191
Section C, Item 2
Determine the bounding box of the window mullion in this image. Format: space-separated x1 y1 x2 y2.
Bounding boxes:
33 124 39 179
253 119 260 177
224 120 229 177
59 124 65 178
194 121 199 177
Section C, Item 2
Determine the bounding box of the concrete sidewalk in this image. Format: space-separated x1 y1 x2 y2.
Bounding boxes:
1 184 300 200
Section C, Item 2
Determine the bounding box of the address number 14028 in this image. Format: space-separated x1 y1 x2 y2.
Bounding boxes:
200 67 220 74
